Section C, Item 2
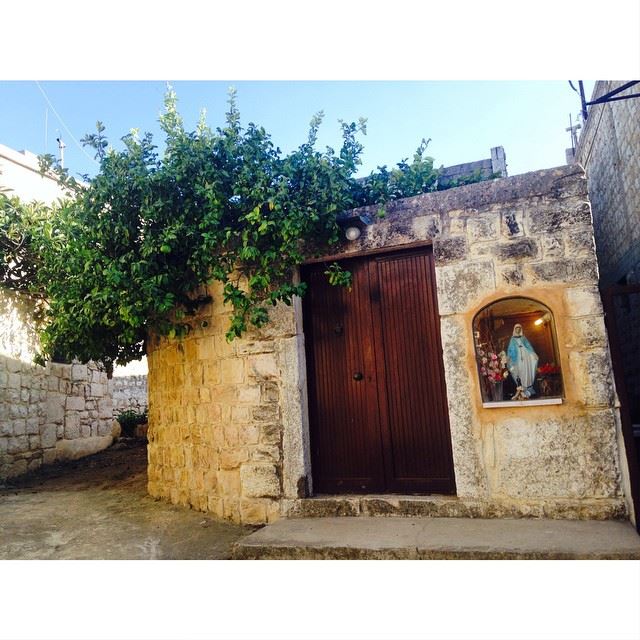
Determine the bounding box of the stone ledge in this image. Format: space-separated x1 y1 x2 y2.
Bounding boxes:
284 495 627 521
482 398 563 409
341 165 587 223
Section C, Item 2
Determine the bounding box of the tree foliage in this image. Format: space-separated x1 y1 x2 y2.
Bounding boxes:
0 193 52 296
0 88 496 370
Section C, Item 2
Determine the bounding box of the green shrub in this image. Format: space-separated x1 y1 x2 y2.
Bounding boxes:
117 409 148 437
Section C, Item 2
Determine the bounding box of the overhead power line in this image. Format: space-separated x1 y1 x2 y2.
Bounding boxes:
34 80 98 165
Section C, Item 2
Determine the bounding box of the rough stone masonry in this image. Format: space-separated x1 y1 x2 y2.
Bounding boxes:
146 164 631 525
0 287 150 481
0 288 115 479
0 355 114 479
575 80 640 288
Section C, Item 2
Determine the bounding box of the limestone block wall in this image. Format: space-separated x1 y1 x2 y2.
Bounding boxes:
575 81 640 287
110 375 148 417
1 289 114 480
147 164 628 524
341 164 626 519
0 357 114 479
147 286 308 525
575 81 640 431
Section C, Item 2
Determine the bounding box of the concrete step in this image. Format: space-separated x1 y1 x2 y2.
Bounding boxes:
232 516 640 559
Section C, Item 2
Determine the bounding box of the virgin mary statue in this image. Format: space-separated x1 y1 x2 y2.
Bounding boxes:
506 323 539 398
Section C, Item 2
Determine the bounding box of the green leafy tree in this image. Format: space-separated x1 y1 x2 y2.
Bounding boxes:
0 193 51 295
0 88 498 371
352 138 439 209
1 89 369 370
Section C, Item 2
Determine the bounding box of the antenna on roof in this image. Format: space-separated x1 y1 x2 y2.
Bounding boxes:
56 133 66 169
564 113 581 164
566 113 581 153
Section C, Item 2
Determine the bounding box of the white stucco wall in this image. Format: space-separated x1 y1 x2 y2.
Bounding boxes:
0 144 66 204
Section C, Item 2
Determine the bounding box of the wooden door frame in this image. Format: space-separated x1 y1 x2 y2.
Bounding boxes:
299 242 456 496
302 239 434 266
289 241 434 498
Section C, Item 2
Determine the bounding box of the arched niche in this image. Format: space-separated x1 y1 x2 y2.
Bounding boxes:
472 297 563 406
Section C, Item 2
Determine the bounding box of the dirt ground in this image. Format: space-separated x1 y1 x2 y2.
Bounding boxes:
0 440 252 559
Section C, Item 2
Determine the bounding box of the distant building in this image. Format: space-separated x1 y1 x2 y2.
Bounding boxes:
437 146 507 188
0 143 66 204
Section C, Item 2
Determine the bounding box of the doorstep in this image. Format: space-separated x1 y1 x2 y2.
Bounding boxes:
232 516 640 560
282 494 628 521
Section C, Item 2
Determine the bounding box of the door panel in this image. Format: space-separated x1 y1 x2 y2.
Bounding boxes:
303 247 456 495
370 251 456 493
303 260 385 493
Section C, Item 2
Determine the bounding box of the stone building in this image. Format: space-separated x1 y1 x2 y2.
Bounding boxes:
574 80 640 522
575 81 640 287
0 144 66 203
147 164 634 526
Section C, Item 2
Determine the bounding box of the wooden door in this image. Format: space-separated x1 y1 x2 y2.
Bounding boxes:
303 247 456 495
602 284 640 534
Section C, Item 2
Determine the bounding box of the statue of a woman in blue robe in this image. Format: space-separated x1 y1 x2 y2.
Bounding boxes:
507 323 539 398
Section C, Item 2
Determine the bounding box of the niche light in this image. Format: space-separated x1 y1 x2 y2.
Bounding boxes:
534 312 552 327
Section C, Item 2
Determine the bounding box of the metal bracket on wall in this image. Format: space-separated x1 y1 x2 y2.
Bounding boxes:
571 81 640 121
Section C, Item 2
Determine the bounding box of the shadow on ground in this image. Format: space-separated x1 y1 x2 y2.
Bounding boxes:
0 441 252 559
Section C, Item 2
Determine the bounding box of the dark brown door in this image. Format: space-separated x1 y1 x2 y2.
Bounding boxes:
303 247 456 494
602 284 640 534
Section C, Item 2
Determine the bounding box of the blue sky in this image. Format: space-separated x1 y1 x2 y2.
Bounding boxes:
0 81 594 181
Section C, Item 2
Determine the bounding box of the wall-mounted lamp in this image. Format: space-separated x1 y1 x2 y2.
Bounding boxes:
345 226 361 241
534 312 552 327
337 214 372 242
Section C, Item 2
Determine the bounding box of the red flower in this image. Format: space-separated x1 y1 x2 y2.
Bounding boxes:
537 363 560 376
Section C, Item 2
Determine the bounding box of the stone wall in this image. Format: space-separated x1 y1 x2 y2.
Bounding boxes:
0 357 114 479
110 375 148 417
575 81 640 287
147 164 628 524
147 289 307 524
574 81 640 430
438 146 507 188
0 289 114 480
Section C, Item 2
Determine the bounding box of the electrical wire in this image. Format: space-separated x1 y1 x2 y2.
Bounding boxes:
34 81 98 165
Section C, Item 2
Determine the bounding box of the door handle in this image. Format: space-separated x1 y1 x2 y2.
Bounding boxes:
352 372 363 381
